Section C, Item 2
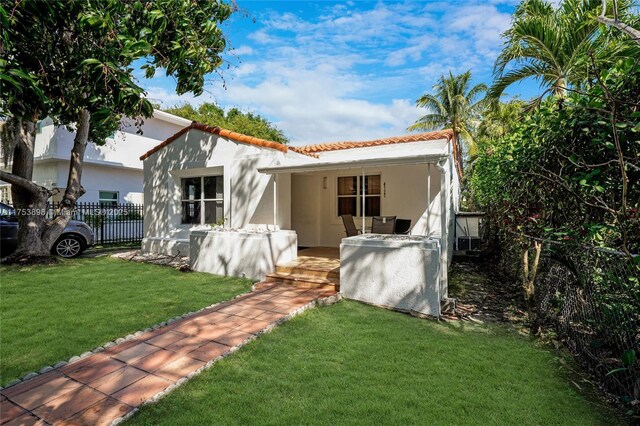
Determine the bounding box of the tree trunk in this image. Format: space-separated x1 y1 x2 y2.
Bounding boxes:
0 118 52 258
522 241 543 335
452 132 464 180
0 110 90 261
41 109 90 249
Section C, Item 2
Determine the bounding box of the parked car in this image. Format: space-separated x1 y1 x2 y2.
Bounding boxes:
0 202 94 258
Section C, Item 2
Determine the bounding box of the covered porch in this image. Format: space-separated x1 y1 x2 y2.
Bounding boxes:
260 153 452 249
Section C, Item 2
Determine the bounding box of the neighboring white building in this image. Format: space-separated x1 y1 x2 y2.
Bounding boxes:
140 123 459 316
0 110 191 205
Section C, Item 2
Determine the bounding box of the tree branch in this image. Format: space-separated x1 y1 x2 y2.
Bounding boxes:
598 0 640 45
0 170 48 196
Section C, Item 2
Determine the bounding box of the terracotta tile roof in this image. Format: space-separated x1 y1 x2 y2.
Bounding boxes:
293 129 454 154
140 122 290 160
140 124 453 161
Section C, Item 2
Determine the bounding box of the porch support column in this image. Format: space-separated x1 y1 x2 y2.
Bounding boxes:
436 159 448 303
273 174 278 230
361 167 366 233
427 163 431 237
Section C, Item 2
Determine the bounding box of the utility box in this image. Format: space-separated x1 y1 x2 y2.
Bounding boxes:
455 212 485 251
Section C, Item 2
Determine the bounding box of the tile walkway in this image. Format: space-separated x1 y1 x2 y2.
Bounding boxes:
0 283 337 426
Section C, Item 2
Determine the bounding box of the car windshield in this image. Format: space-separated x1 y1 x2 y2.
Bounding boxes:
0 203 14 218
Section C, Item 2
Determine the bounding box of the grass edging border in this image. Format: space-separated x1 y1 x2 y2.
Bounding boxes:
111 291 342 425
0 282 263 391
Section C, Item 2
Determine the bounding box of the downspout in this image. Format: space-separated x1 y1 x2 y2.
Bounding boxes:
436 158 449 310
427 163 431 237
361 167 366 233
273 174 278 231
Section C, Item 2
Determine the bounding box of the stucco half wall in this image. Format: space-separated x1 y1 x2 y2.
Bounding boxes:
190 230 297 281
340 235 442 316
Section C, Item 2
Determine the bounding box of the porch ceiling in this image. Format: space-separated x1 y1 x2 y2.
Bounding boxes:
258 153 447 174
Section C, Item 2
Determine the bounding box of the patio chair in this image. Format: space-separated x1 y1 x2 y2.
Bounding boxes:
394 219 412 235
371 216 396 234
341 214 361 237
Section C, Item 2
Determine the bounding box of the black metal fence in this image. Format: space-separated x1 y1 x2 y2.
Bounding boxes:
47 202 144 245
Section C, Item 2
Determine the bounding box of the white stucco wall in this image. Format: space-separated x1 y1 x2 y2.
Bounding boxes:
340 235 442 316
290 163 443 248
190 230 297 280
1 112 187 206
142 129 293 255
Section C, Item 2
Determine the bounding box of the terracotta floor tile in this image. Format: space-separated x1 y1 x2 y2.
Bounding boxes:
270 304 298 315
154 357 206 382
217 304 246 315
32 386 107 424
252 301 279 311
236 320 273 335
145 330 188 348
111 342 159 364
101 339 140 356
130 349 183 373
89 366 148 395
198 312 230 324
243 293 274 302
171 320 204 336
166 335 208 355
254 311 287 323
196 325 235 342
0 399 26 424
213 315 251 329
1 371 65 399
112 375 172 407
60 354 109 375
64 357 126 384
213 330 254 347
187 342 230 362
235 307 268 319
60 397 132 426
10 376 83 410
2 413 46 426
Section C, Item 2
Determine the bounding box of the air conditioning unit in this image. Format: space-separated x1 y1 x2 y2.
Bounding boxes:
457 236 481 251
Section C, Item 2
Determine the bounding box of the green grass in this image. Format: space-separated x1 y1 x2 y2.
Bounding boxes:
0 257 252 385
129 301 618 426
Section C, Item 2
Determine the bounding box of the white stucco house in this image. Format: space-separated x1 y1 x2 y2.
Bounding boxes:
140 122 460 316
0 110 191 205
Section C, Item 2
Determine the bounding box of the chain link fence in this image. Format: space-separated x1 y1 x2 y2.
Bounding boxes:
529 239 639 415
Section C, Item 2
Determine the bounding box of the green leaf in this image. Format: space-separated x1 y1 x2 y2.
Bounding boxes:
621 349 636 367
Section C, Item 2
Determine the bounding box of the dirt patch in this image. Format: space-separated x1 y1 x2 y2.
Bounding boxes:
112 250 190 271
444 256 527 324
0 255 60 266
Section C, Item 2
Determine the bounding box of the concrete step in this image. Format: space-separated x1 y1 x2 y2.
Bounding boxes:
265 273 340 291
274 265 339 279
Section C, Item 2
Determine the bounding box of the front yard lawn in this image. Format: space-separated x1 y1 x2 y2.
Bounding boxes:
130 300 618 425
0 257 252 386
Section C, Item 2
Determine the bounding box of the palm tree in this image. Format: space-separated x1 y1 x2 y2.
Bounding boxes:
489 0 629 102
408 70 486 178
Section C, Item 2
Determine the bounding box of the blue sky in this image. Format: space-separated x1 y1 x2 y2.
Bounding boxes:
141 0 540 145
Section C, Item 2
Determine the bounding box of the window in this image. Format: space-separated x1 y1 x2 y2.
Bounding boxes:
181 176 223 225
98 191 118 207
337 175 380 217
0 187 11 204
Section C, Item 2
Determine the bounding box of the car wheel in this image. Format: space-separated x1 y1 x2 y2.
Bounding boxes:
53 234 85 258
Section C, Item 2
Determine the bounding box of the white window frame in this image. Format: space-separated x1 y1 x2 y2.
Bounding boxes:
336 174 381 218
98 190 119 206
180 176 223 225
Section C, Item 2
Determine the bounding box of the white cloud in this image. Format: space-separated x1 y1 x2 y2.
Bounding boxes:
230 45 254 56
143 1 517 144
